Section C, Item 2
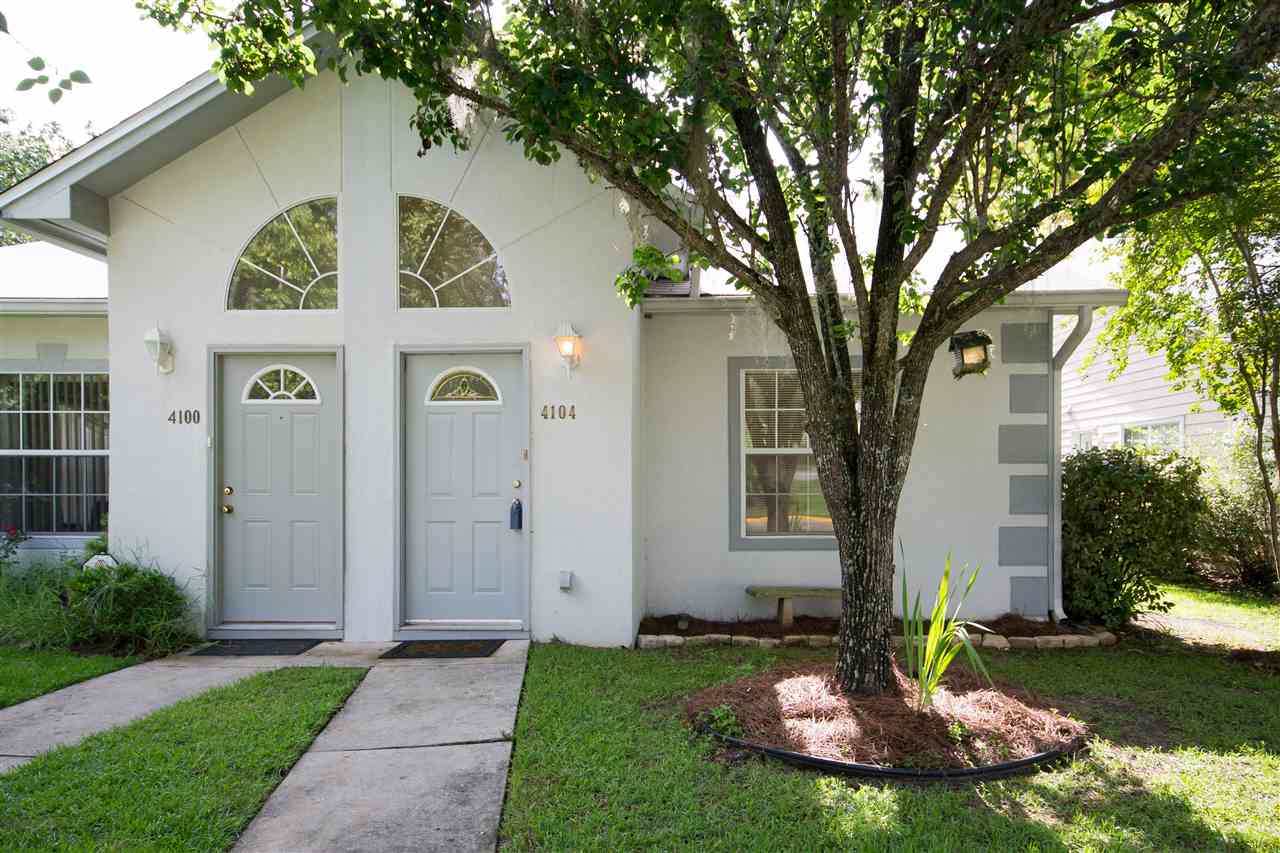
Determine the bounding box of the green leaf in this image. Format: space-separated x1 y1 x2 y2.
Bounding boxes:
69 70 91 84
35 75 48 85
59 79 72 90
27 56 45 71
48 88 62 104
0 12 8 33
16 78 35 92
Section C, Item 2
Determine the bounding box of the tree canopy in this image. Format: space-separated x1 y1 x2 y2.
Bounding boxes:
0 109 73 245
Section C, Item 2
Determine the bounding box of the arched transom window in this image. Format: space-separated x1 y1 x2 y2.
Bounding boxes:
242 365 321 404
229 197 338 310
398 196 510 308
427 368 501 404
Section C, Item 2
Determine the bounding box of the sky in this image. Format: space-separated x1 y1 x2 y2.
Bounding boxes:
0 1 1119 293
0 0 216 143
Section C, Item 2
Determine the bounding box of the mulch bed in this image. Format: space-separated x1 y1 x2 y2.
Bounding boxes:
1228 648 1280 674
641 612 1080 639
684 662 1087 770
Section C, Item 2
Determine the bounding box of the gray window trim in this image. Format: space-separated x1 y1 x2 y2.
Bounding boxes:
728 356 838 552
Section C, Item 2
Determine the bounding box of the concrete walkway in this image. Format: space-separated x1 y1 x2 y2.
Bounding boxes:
234 640 528 853
0 642 392 771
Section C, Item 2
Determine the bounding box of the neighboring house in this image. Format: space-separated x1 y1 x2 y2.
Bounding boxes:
1059 318 1235 457
0 69 1123 646
0 242 109 564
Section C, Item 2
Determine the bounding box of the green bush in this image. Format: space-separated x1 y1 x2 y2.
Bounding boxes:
1062 447 1205 627
63 562 197 656
1195 435 1279 592
0 552 196 657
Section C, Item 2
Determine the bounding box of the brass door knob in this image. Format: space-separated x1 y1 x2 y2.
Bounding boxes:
223 486 234 496
221 504 234 514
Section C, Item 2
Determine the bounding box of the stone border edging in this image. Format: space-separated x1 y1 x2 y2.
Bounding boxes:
636 629 1118 650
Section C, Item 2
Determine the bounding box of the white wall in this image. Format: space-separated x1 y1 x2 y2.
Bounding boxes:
1060 320 1234 455
640 306 1052 621
106 73 642 645
0 316 108 361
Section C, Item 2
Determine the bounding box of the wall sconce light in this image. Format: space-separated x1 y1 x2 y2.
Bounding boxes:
948 330 992 378
143 326 175 375
554 322 582 377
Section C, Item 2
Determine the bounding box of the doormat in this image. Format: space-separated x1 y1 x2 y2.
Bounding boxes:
380 639 504 659
192 639 322 656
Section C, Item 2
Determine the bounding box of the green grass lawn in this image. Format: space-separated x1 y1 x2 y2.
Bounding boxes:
501 640 1280 851
0 665 366 852
0 646 137 710
1160 583 1280 648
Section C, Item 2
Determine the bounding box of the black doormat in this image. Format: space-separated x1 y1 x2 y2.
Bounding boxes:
380 639 504 659
192 639 322 656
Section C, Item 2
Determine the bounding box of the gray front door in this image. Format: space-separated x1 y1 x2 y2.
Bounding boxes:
219 354 340 625
404 353 528 630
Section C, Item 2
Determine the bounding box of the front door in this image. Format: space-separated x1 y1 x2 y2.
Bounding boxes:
404 353 528 630
218 354 341 625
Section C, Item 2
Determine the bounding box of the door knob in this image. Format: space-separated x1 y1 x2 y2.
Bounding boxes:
223 486 234 496
221 504 234 514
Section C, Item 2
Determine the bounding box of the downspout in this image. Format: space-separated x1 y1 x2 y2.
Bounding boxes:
1047 305 1094 622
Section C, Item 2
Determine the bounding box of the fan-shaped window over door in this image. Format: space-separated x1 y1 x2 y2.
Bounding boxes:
229 197 338 310
398 196 510 308
241 365 321 404
427 368 501 404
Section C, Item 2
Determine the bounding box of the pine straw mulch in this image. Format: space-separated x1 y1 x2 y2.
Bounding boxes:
641 612 1084 639
684 662 1087 770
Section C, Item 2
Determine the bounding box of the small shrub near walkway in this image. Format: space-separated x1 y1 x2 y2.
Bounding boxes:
0 646 135 710
0 666 366 852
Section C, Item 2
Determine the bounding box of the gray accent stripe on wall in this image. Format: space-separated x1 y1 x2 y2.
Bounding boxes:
1009 374 1050 414
1009 475 1050 515
1010 576 1048 617
998 424 1050 463
999 526 1049 566
1001 323 1051 363
727 356 837 552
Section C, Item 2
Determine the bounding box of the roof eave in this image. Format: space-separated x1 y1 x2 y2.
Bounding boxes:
0 297 108 316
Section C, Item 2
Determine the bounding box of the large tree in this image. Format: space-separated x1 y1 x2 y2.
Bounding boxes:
1102 162 1280 586
141 0 1280 694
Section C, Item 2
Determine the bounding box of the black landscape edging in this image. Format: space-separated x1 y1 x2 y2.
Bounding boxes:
700 727 1088 782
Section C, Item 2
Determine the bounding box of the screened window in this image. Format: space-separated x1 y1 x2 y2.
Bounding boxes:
741 369 831 536
428 369 500 403
242 365 320 404
228 197 338 310
1122 418 1182 451
0 372 108 535
398 196 510 308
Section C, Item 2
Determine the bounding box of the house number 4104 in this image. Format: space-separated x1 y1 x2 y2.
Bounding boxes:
541 404 575 421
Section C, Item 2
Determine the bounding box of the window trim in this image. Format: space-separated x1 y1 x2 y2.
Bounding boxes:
0 370 109 536
728 356 841 552
1120 415 1185 451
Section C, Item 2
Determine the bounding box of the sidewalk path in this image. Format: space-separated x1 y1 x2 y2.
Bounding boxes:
0 643 393 771
234 640 528 853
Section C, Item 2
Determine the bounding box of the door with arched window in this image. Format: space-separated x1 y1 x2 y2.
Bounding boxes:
216 354 341 629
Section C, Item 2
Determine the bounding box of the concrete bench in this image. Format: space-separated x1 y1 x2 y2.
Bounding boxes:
745 585 841 627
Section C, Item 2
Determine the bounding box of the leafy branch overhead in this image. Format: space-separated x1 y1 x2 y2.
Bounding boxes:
1 10 91 103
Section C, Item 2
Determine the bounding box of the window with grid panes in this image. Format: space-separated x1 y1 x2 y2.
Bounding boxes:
0 372 108 535
740 369 833 536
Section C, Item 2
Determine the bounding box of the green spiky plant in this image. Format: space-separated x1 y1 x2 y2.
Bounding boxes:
900 554 992 712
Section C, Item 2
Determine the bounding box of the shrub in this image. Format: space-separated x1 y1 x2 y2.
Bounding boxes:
1194 434 1279 592
1062 447 1205 627
63 561 197 656
0 527 29 574
0 548 196 657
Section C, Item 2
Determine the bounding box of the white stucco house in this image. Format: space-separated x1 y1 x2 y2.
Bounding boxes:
0 69 1127 646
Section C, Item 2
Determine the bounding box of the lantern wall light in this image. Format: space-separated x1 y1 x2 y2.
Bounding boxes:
948 330 992 379
143 326 175 375
554 322 582 377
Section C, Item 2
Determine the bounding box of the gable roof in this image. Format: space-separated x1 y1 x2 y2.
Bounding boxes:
0 32 331 260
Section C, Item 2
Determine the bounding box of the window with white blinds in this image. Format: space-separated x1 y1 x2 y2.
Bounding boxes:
741 369 832 537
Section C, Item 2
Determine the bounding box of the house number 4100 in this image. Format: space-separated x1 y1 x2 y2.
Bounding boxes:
541 404 576 420
167 409 201 425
